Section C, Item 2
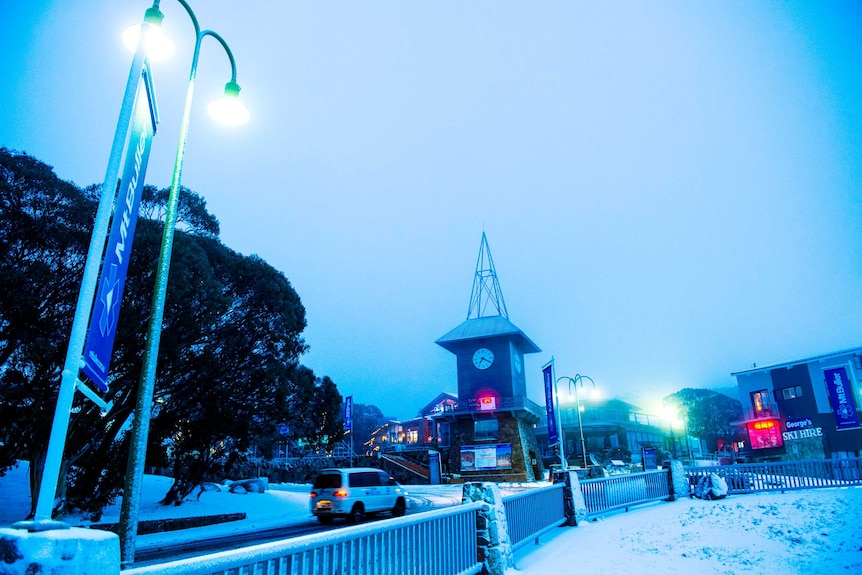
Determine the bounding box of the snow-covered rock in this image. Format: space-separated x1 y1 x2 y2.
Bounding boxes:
694 473 729 500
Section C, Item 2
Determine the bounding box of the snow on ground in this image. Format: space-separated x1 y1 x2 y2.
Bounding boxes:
513 487 862 575
3 461 862 573
0 461 464 550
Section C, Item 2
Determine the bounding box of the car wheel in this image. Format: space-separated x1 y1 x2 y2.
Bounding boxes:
347 503 365 523
392 498 406 517
317 516 334 525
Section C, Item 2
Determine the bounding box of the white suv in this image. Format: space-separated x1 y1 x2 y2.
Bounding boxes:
309 467 407 524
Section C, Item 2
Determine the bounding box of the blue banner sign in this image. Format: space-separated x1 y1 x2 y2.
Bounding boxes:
823 366 860 430
344 395 353 432
543 363 558 445
82 65 157 392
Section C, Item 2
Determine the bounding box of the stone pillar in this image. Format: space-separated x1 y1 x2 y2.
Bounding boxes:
462 482 513 575
552 470 587 526
0 527 119 575
664 460 689 501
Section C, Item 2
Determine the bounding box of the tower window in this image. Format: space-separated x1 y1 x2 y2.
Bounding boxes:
474 418 498 440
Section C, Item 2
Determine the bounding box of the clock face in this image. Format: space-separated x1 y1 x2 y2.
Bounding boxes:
513 353 522 373
472 347 494 370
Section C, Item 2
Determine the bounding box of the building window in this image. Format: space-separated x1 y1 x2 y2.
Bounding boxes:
747 419 783 449
474 418 498 440
778 386 804 400
751 390 775 417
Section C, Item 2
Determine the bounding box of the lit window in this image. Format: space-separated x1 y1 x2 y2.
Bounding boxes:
747 419 783 449
751 390 775 417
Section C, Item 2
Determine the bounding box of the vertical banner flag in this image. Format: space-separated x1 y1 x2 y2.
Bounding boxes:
823 366 861 430
82 64 158 392
543 362 558 445
344 395 353 432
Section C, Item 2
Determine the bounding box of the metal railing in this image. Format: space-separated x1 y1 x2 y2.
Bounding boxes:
579 469 670 516
686 457 862 495
123 503 483 575
502 483 566 551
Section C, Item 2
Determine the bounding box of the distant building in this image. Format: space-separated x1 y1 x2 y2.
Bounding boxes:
532 396 683 467
731 346 862 461
374 392 694 471
368 392 458 454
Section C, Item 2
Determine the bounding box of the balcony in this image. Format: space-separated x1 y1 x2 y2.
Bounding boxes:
428 395 544 422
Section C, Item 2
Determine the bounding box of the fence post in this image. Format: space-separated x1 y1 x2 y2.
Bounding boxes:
462 482 513 575
664 460 689 500
552 470 587 526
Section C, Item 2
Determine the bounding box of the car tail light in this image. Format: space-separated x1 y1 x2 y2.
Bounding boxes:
334 489 348 498
309 491 317 498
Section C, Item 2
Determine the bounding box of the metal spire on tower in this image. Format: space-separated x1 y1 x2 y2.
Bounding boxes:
467 232 509 320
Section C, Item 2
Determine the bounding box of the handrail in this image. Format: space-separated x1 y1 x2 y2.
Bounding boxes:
686 457 862 495
502 484 566 551
580 469 670 516
379 454 430 479
123 503 484 575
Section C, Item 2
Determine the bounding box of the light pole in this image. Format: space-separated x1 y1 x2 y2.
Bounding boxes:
556 374 596 469
118 0 248 565
682 418 693 461
662 406 689 460
667 417 676 458
15 3 165 532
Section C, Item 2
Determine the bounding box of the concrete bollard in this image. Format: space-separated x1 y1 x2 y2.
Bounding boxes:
664 460 689 501
0 526 119 575
462 482 513 575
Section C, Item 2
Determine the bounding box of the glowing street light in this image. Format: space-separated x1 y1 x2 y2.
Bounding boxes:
122 4 250 126
122 6 174 60
557 374 596 469
208 81 251 125
662 406 693 460
118 0 248 565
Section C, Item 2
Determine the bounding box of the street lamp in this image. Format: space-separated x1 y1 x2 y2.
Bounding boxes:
122 6 174 60
556 374 596 469
662 406 692 460
118 0 248 565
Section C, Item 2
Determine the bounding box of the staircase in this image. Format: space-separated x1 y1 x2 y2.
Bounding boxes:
380 454 429 481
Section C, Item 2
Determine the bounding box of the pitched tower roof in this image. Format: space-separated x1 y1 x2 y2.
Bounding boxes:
436 232 540 354
467 231 509 320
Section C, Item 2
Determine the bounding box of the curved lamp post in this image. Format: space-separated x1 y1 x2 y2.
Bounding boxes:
118 0 248 564
556 374 596 469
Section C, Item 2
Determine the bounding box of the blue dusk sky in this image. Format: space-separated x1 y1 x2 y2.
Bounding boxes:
2 1 861 419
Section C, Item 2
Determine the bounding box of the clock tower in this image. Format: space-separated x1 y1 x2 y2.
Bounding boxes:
434 233 544 481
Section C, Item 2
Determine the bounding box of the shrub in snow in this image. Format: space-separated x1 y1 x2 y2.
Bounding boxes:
694 472 728 500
